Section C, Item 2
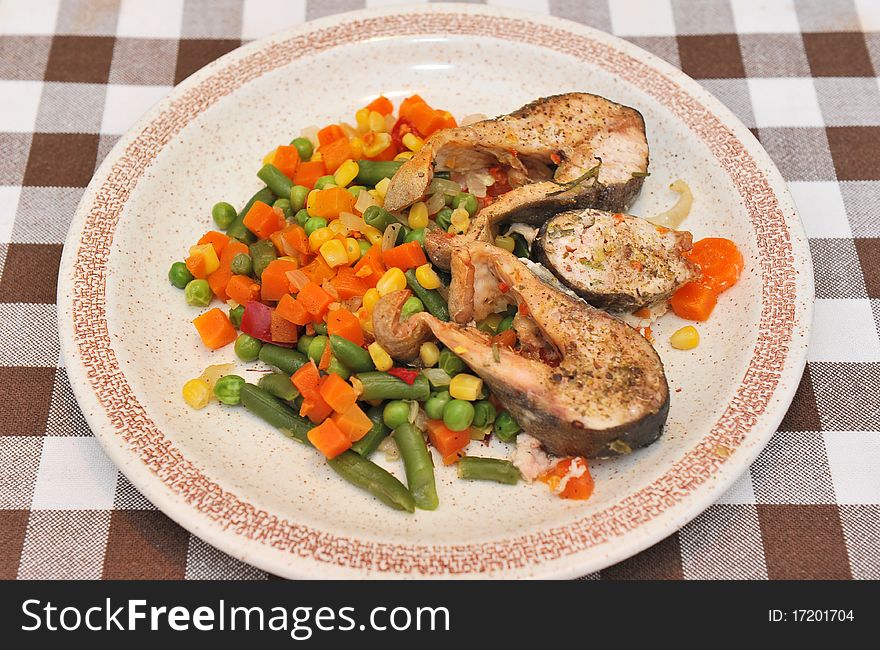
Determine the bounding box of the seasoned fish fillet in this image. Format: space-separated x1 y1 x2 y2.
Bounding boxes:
533 209 699 311
383 93 649 269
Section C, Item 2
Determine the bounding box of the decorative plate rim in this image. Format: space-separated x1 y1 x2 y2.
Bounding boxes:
58 3 813 579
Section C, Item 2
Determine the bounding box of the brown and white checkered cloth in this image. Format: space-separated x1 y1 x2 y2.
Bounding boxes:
1 0 878 580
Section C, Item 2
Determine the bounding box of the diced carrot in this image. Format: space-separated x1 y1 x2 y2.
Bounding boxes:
307 418 351 459
318 336 332 370
270 309 298 344
243 200 285 239
206 240 249 300
267 144 300 179
293 160 326 189
687 237 744 293
185 251 208 279
318 373 358 414
319 137 352 174
399 94 428 122
326 308 364 347
261 258 300 301
352 243 385 287
192 308 237 350
365 95 394 116
317 124 346 147
382 240 427 270
670 282 718 321
538 457 594 500
406 103 445 137
282 224 310 256
300 256 335 284
269 230 286 255
308 186 355 220
436 109 457 130
275 294 311 326
198 230 230 257
226 274 261 305
331 404 373 442
332 266 369 299
297 281 333 317
490 328 517 350
292 360 321 400
426 419 470 465
300 395 334 425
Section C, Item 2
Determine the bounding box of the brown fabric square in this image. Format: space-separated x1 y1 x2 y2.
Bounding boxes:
601 533 683 579
44 35 116 83
826 126 880 181
779 366 822 431
174 38 240 85
102 510 189 579
0 243 63 303
757 504 852 579
677 34 745 79
854 238 880 299
803 32 875 77
0 367 56 436
0 510 29 578
22 133 99 188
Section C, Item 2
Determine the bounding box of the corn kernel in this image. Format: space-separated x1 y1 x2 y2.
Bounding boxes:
182 378 212 409
374 177 391 199
334 159 359 187
363 288 380 312
319 238 349 267
349 136 364 159
494 235 515 253
670 325 700 350
355 108 370 133
451 207 470 229
402 132 424 152
308 227 334 252
368 189 384 207
262 149 276 165
368 111 387 133
376 267 406 296
189 243 220 275
362 224 383 246
344 237 361 263
419 342 440 367
328 219 348 235
414 264 441 290
357 307 374 334
363 132 391 157
449 373 483 401
310 151 322 162
408 201 429 229
394 151 414 162
306 189 320 216
368 342 393 372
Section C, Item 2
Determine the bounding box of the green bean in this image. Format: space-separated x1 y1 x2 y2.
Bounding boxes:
212 201 237 229
401 296 424 320
438 348 465 375
313 322 328 335
259 343 309 375
307 335 328 363
435 207 453 231
258 372 299 402
230 252 252 276
355 372 430 401
314 175 337 190
355 160 403 187
184 279 212 307
457 457 521 485
348 185 366 197
229 305 244 329
294 208 310 226
493 410 521 442
257 163 294 199
511 232 531 258
392 423 438 511
396 224 411 245
290 185 309 212
214 374 246 406
424 390 451 420
297 334 314 356
497 314 515 333
228 186 274 243
273 197 292 218
329 334 374 373
326 356 350 380
290 137 313 161
249 239 277 278
240 384 311 444
168 261 193 289
404 227 425 246
383 400 410 429
351 406 390 457
234 333 262 361
362 205 394 232
404 269 449 321
358 239 372 256
443 399 474 432
327 451 415 513
472 400 497 429
304 216 327 236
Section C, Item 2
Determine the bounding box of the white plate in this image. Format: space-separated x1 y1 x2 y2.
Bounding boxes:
58 3 813 578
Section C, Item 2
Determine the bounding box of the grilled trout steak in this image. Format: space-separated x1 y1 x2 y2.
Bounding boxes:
371 242 669 458
533 209 699 311
383 93 649 269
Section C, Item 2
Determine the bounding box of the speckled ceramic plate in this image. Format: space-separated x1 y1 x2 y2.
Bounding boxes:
58 3 813 579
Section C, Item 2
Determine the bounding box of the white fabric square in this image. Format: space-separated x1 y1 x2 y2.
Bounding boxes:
0 0 60 35
809 299 880 363
787 181 852 239
824 432 880 504
116 0 184 38
241 0 306 40
855 0 880 31
0 80 42 132
714 471 756 504
747 77 823 128
609 0 675 37
730 0 800 34
0 185 21 244
101 84 172 135
31 437 118 510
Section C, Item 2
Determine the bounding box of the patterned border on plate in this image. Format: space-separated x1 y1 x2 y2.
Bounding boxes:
71 13 795 574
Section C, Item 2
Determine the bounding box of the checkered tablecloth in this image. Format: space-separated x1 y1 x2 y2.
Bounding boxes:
1 0 878 580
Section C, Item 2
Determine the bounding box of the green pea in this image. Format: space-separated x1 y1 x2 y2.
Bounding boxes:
214 374 246 406
453 192 478 216
290 137 313 161
383 400 410 429
363 205 394 231
297 334 314 355
439 348 466 376
314 175 337 190
435 207 453 231
294 208 310 226
168 261 194 289
497 314 515 333
273 198 292 218
443 399 475 432
230 253 253 276
424 390 451 420
307 335 328 363
290 185 309 212
211 201 237 229
401 296 424 320
493 410 521 442
304 216 327 236
472 400 497 429
313 322 328 335
404 227 426 246
348 185 366 198
229 305 244 329
234 333 262 362
184 279 212 307
358 239 372 256
326 356 350 380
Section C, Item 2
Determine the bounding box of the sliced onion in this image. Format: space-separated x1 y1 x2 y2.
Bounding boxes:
460 113 486 126
286 269 309 292
421 368 451 387
429 177 462 196
425 192 446 215
408 400 420 424
382 223 403 251
464 171 488 198
300 125 319 147
413 405 427 430
354 189 377 215
340 122 357 138
340 211 368 233
647 180 692 229
322 279 339 300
